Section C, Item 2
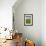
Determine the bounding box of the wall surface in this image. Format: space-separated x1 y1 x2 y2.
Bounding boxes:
13 0 41 46
41 0 46 46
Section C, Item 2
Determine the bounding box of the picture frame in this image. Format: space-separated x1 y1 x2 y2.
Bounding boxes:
24 14 33 26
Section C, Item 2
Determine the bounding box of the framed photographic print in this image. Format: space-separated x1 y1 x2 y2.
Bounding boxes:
24 14 33 26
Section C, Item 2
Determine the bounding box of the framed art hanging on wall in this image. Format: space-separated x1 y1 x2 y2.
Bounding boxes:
24 14 33 26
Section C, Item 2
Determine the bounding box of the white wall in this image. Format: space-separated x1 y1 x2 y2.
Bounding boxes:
13 0 41 46
0 0 16 30
41 0 46 46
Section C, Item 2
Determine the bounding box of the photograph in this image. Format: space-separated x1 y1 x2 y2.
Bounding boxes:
24 14 33 26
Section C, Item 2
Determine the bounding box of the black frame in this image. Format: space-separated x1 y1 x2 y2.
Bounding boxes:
24 14 33 26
